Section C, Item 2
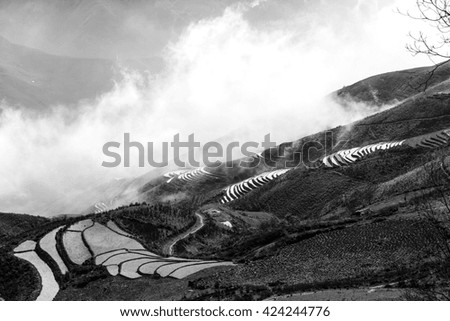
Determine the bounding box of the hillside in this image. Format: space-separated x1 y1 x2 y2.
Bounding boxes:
334 61 450 106
0 213 48 243
0 36 118 109
136 94 450 215
1 63 450 301
0 36 162 110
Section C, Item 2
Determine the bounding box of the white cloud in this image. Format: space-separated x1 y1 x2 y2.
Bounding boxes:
0 0 440 215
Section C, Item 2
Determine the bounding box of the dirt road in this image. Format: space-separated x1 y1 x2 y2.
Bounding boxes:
162 212 204 256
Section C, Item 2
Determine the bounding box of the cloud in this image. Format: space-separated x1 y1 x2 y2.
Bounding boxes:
0 0 437 216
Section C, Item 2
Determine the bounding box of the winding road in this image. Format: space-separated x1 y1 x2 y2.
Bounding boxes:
162 212 204 256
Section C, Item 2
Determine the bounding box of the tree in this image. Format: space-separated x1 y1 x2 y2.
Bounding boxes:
404 0 450 59
399 1 450 90
406 149 450 300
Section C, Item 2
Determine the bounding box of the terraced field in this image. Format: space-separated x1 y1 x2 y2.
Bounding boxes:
322 141 405 168
63 220 93 265
106 220 132 237
404 129 450 149
6 130 450 301
216 128 450 205
164 170 190 183
13 241 59 301
220 169 291 204
94 202 109 214
79 219 232 280
322 129 450 169
83 222 146 256
4 64 450 302
39 227 68 274
164 167 221 184
11 218 234 300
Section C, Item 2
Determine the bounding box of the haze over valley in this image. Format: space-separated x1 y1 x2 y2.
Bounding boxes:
1 0 450 303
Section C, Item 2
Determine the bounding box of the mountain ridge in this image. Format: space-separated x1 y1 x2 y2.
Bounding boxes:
1 62 450 301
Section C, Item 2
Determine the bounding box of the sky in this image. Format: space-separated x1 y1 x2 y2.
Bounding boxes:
0 0 445 215
0 0 440 80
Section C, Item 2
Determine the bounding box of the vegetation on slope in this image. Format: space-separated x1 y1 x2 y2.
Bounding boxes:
334 61 450 105
0 213 48 243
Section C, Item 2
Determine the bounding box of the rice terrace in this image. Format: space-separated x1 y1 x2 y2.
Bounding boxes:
3 101 450 300
1 0 450 307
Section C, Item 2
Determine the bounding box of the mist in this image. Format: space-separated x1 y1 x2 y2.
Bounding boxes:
0 0 437 216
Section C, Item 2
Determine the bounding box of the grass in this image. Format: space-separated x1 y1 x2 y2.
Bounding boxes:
179 217 445 300
0 213 48 244
216 219 440 286
229 168 363 219
100 203 196 254
335 62 450 105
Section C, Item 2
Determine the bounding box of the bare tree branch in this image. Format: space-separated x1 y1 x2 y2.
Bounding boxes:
400 0 450 58
399 1 450 92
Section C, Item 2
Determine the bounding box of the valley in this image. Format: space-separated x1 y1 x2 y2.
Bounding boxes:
1 62 450 301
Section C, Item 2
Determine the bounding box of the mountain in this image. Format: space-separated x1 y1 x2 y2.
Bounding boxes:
1 63 450 301
0 36 116 109
93 62 450 211
0 36 162 109
334 61 450 106
130 63 450 220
